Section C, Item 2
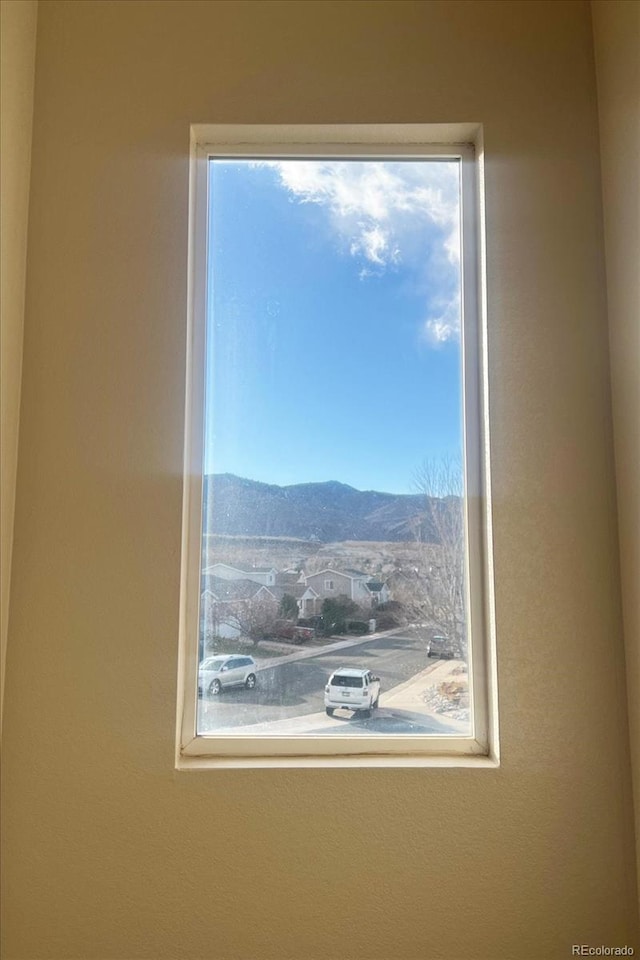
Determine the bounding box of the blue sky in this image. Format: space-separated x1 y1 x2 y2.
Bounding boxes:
205 159 462 495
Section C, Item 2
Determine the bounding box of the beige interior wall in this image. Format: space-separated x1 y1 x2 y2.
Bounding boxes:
2 2 638 958
0 0 38 736
591 0 640 900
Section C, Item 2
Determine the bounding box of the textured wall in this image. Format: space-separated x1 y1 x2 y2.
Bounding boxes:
2 1 638 957
592 0 640 900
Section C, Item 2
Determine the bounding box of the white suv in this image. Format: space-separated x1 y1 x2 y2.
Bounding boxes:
199 654 257 697
324 667 380 717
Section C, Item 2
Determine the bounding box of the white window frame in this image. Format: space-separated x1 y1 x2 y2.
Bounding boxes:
176 124 498 769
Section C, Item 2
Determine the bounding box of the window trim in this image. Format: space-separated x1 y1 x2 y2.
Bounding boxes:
176 123 498 769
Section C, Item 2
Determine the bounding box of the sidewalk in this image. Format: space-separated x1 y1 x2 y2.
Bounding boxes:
382 659 470 733
252 626 403 670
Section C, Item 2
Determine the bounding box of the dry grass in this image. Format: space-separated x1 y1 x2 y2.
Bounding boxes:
437 679 469 708
205 536 442 581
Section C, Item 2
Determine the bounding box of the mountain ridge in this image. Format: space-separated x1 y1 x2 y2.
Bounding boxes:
203 473 447 543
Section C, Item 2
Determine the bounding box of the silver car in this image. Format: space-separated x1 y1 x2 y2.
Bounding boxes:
199 654 258 697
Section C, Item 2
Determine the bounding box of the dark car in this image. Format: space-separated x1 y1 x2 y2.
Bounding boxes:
426 636 460 660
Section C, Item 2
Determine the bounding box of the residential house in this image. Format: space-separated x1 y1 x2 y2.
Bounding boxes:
270 582 321 619
304 567 373 608
203 562 277 586
201 574 277 639
365 580 390 606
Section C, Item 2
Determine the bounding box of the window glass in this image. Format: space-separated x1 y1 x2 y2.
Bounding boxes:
196 156 470 739
331 675 365 689
201 658 226 671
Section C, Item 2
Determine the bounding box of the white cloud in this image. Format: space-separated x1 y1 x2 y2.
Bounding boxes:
255 159 461 342
351 224 398 266
421 291 461 345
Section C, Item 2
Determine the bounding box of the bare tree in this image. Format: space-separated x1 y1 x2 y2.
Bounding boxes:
211 595 279 646
408 455 466 656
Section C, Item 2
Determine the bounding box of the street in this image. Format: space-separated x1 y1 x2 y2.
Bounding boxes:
197 626 458 734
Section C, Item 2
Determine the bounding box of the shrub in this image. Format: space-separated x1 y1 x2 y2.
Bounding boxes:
321 595 361 635
373 600 406 630
279 593 299 620
374 611 400 630
345 619 369 636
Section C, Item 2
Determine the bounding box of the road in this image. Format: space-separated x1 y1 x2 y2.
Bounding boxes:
197 626 436 732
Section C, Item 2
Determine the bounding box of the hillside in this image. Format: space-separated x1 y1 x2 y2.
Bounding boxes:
201 535 443 584
202 474 444 543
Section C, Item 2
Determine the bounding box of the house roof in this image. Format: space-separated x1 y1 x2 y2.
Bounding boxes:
201 575 274 602
306 568 367 581
366 580 385 591
203 562 276 576
270 584 319 601
274 571 303 586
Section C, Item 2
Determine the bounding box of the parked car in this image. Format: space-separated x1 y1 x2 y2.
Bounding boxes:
198 654 257 696
324 667 380 717
273 620 315 643
426 636 460 659
298 615 325 631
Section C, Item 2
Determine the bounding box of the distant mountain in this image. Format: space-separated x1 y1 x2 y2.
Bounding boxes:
202 474 450 543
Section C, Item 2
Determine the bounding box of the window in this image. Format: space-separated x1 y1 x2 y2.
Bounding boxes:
177 124 498 768
331 675 364 689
